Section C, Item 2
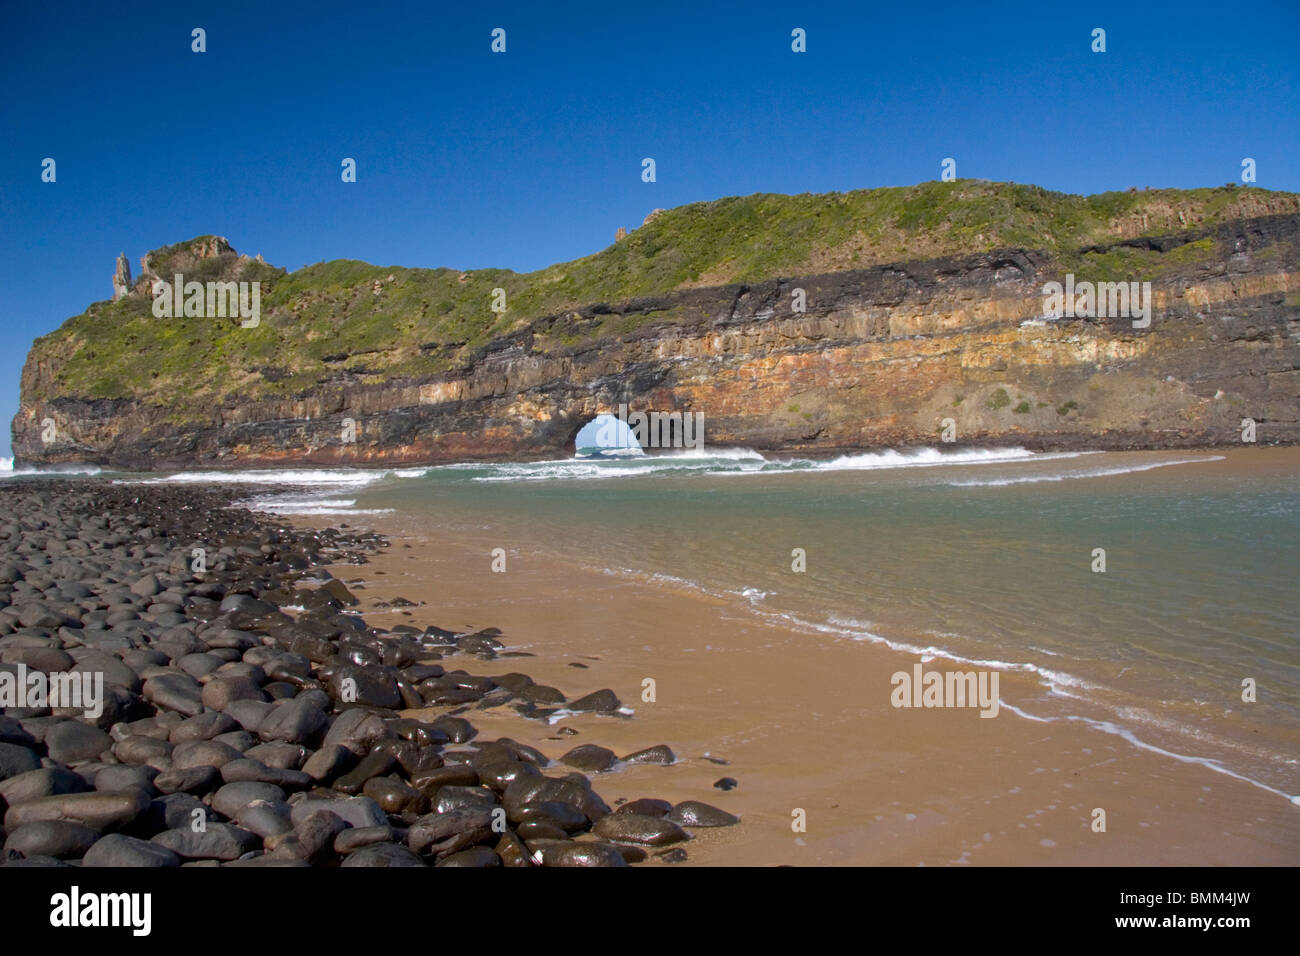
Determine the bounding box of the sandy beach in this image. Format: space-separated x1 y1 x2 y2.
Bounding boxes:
303 451 1300 866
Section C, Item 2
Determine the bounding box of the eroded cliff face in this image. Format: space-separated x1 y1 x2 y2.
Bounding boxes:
14 214 1299 468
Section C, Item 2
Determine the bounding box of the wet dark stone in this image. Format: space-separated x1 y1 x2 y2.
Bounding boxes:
616 798 673 818
421 685 484 706
436 846 500 867
427 715 475 744
434 785 498 814
340 842 425 867
257 696 329 746
522 685 565 705
489 673 533 695
334 825 394 855
334 750 397 795
610 843 648 864
363 776 426 814
412 765 479 797
561 744 617 773
540 842 628 867
321 709 394 755
387 718 449 748
621 744 676 766
516 819 569 841
407 808 494 854
568 689 621 713
495 829 532 867
593 813 688 846
511 800 588 832
667 800 740 827
329 665 401 710
475 760 540 792
320 579 358 606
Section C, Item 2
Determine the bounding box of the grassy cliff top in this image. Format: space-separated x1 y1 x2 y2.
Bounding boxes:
23 181 1299 409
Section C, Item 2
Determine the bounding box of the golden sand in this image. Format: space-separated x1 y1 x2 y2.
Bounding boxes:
288 449 1300 866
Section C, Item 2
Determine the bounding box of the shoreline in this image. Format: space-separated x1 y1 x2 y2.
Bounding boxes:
285 451 1300 865
1 452 1295 866
0 481 734 867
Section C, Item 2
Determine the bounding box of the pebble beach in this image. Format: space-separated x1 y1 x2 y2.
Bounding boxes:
0 480 737 867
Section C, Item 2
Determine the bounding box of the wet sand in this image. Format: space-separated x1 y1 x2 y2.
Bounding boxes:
291 450 1300 866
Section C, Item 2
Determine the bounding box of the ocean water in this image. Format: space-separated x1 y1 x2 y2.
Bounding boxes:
199 444 1300 802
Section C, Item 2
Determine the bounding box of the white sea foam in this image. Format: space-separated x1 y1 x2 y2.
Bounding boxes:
806 446 1048 471
610 563 1299 805
597 563 1102 703
948 456 1223 487
997 701 1298 805
0 460 103 478
252 497 359 509
131 467 429 486
257 506 394 516
238 492 399 516
650 447 767 461
465 446 1095 483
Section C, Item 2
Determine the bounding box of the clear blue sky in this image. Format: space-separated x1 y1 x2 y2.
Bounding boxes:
2 0 1297 458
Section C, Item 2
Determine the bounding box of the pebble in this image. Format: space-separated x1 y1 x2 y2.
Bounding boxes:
151 823 261 860
667 800 740 827
0 481 741 870
340 842 426 867
592 813 689 846
621 744 676 766
5 789 152 832
82 833 182 867
44 721 112 764
4 820 100 859
561 744 617 773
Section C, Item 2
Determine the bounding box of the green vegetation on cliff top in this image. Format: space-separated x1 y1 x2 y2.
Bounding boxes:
24 181 1299 407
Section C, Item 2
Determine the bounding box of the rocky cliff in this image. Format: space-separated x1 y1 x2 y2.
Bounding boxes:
13 182 1300 468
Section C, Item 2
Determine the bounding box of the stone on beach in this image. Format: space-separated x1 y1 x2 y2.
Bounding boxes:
0 480 739 870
